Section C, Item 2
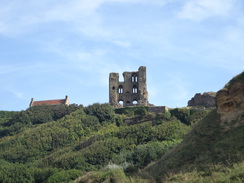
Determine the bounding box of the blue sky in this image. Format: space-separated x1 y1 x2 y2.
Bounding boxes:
0 0 243 111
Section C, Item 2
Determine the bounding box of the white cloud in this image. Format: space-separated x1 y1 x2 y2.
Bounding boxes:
0 0 171 36
110 0 171 6
0 0 102 36
178 0 235 21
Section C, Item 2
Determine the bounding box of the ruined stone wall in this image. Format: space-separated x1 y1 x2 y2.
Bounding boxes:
148 106 169 113
109 73 120 107
188 92 216 108
109 66 149 107
138 66 148 106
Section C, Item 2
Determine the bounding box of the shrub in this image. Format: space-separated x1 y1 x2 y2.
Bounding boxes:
170 108 191 125
33 167 57 183
82 115 101 131
0 162 34 183
76 168 126 183
47 169 82 183
3 104 81 136
84 103 115 124
154 111 171 125
0 111 19 124
117 123 154 145
152 120 190 142
112 141 181 170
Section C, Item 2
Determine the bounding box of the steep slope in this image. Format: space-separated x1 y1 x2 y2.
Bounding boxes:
144 72 244 182
216 72 244 129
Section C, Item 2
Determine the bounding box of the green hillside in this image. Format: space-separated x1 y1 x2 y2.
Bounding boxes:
143 72 244 182
0 72 243 183
1 104 203 182
144 109 244 182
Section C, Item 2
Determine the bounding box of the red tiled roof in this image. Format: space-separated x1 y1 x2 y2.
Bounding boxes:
31 99 66 106
29 96 69 107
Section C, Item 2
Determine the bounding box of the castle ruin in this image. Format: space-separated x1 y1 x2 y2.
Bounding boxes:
109 66 149 108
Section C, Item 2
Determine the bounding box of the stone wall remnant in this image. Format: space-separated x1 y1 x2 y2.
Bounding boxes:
188 92 216 108
109 66 149 108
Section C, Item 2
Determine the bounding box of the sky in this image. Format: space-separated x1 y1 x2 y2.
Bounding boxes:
0 0 244 111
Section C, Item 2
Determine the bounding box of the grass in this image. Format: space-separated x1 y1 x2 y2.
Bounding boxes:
224 71 244 89
162 161 244 183
74 168 127 183
73 161 244 183
142 109 244 181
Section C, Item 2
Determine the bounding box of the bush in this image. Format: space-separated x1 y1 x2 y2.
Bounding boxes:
83 138 129 167
82 115 101 131
154 121 190 141
84 103 115 124
76 168 126 183
131 141 180 167
3 104 81 136
154 111 171 125
170 108 191 125
188 109 210 125
0 162 34 183
111 141 181 170
170 108 210 126
47 169 82 183
117 123 154 145
33 167 57 183
0 111 19 124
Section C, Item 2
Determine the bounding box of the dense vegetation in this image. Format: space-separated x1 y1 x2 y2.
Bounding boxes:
142 72 244 182
0 104 202 182
0 104 80 137
0 100 243 182
144 109 244 182
1 72 243 182
0 111 19 124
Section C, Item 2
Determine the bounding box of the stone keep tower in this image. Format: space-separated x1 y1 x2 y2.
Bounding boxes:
109 66 149 107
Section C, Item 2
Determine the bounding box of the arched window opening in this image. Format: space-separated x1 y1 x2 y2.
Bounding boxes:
119 100 124 106
132 85 138 94
133 100 138 105
131 73 138 82
118 85 123 94
112 86 115 90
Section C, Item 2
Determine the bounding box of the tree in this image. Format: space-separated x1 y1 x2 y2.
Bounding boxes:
84 103 115 124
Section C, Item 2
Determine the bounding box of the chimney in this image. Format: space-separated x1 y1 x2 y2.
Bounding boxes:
65 95 70 106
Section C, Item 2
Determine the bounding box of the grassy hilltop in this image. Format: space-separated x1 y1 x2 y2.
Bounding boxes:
0 72 243 183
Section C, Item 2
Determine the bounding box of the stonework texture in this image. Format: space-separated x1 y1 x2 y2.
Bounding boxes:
149 106 169 113
109 66 149 108
188 92 216 108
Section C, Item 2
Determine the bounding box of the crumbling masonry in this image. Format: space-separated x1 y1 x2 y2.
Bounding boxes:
109 66 149 108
